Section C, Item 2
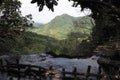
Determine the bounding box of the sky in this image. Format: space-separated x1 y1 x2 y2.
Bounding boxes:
20 0 91 23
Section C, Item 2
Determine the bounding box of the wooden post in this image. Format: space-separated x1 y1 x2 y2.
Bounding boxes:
16 59 21 80
16 58 19 65
62 68 65 80
0 59 4 73
73 67 77 80
28 65 31 79
33 75 38 80
0 59 3 72
39 67 41 74
97 66 102 80
9 77 13 80
86 65 91 79
49 66 53 70
49 66 53 80
38 67 41 79
5 59 10 76
0 59 3 65
6 60 10 76
18 65 21 80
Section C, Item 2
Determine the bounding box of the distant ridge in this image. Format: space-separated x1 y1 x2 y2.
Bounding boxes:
29 14 93 39
33 22 43 27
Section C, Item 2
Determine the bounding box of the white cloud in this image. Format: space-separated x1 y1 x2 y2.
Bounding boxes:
20 0 91 23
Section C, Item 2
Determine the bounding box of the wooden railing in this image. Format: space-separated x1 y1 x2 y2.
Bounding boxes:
0 59 119 80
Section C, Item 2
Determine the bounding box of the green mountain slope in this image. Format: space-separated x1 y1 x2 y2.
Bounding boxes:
30 14 93 39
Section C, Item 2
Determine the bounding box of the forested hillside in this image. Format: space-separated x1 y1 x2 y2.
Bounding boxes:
0 14 94 57
1 31 91 57
30 14 93 40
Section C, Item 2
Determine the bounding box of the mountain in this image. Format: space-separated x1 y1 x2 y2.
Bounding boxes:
6 14 94 56
29 14 94 39
33 22 43 27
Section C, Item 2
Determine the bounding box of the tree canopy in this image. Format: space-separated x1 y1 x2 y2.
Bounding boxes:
0 0 32 39
31 0 58 11
0 0 32 54
30 0 120 16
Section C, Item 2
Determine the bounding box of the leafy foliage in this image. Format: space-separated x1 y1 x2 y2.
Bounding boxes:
0 0 33 54
31 0 58 11
0 0 32 39
70 0 120 45
30 0 120 15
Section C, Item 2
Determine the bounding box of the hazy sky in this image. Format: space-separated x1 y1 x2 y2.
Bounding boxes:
20 0 91 23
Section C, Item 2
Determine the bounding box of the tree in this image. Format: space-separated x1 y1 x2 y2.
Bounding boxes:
0 0 32 54
0 0 32 39
0 0 3 4
31 0 58 11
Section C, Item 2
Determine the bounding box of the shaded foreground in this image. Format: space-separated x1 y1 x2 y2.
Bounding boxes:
0 54 98 80
0 62 102 80
0 54 119 80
